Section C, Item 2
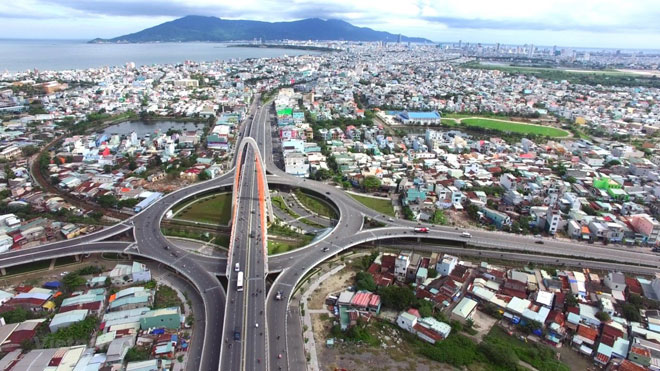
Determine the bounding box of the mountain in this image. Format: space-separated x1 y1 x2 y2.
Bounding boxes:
90 16 431 43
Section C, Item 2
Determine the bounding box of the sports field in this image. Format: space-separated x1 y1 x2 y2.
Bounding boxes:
460 118 569 137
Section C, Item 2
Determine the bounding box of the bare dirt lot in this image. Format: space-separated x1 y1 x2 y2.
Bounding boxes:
313 315 442 371
308 265 357 310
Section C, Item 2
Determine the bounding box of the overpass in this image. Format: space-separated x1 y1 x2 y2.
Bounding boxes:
1 98 660 370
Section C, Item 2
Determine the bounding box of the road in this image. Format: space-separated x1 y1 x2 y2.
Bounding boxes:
221 134 268 369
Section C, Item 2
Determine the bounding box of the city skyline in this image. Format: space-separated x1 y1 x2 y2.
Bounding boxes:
0 0 658 49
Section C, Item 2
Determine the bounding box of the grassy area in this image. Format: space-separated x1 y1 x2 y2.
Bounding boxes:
4 260 52 276
176 193 232 225
461 118 569 137
153 284 183 310
272 195 300 218
484 326 569 371
54 256 78 266
267 223 315 254
294 190 337 219
349 194 395 217
299 218 325 228
161 227 217 243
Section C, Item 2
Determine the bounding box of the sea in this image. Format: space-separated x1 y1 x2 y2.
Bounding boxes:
0 39 321 73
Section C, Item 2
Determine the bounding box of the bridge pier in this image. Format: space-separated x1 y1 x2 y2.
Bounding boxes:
74 254 80 262
0 268 5 276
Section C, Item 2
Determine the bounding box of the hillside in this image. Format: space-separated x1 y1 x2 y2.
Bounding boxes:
90 16 431 43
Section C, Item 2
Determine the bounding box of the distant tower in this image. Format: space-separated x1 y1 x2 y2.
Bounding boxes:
528 44 534 58
458 40 462 48
496 43 500 53
398 34 402 44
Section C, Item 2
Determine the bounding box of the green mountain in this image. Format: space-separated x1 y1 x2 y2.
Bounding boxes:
90 16 431 43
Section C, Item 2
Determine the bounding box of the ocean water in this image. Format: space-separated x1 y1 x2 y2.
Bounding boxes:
0 39 320 73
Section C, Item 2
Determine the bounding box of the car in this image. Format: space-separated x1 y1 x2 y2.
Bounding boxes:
388 217 395 222
255 323 259 328
325 191 330 195
460 232 472 238
322 247 329 252
163 245 169 250
171 252 178 258
413 227 429 233
234 331 241 341
59 271 69 277
251 210 255 214
235 263 240 272
534 234 542 238
275 291 283 300
250 231 256 238
535 240 544 244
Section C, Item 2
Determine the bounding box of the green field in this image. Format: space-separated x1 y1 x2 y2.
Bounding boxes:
461 118 569 137
176 193 232 225
294 190 337 219
350 194 395 217
267 235 314 255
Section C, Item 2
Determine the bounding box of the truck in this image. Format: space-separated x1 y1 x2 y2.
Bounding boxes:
236 271 244 292
413 227 429 233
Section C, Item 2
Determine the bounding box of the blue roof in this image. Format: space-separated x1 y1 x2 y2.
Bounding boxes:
401 111 440 119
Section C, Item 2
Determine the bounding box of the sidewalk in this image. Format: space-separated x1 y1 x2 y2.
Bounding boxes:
299 264 346 371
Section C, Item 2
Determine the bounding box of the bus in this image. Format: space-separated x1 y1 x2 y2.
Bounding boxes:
236 271 244 292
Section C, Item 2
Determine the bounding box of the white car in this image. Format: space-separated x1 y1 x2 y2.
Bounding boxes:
235 263 240 272
460 232 472 238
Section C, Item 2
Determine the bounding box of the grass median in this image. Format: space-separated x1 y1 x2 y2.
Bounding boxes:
176 193 232 225
350 194 395 217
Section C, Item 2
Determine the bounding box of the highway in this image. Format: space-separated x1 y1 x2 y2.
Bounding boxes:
1 96 660 370
221 133 269 368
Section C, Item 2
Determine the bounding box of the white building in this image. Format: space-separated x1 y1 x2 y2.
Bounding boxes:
284 153 309 178
395 251 411 282
436 255 458 276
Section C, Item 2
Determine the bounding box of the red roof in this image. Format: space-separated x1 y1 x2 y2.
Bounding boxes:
618 360 648 371
413 323 444 342
350 292 379 309
407 308 421 318
595 352 610 364
577 325 598 342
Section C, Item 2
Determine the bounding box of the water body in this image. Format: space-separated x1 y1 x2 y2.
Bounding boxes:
0 39 320 73
100 120 204 138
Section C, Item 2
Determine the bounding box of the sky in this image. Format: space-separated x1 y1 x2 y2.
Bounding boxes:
1 0 659 49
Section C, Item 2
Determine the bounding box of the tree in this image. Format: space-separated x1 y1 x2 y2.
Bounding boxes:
128 160 138 171
4 164 15 180
466 204 480 220
478 341 519 369
97 194 118 209
596 311 611 322
403 206 415 221
355 272 376 292
103 164 113 174
363 176 381 192
379 285 416 311
198 171 210 181
431 210 448 225
623 303 642 322
428 268 438 278
416 300 434 317
62 273 86 290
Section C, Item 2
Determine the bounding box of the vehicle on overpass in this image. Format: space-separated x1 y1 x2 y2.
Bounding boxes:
236 271 244 292
461 232 472 238
414 227 429 233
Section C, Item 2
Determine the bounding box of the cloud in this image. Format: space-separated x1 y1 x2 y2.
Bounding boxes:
1 0 659 48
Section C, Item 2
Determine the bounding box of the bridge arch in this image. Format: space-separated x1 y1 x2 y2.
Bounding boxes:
235 136 274 224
